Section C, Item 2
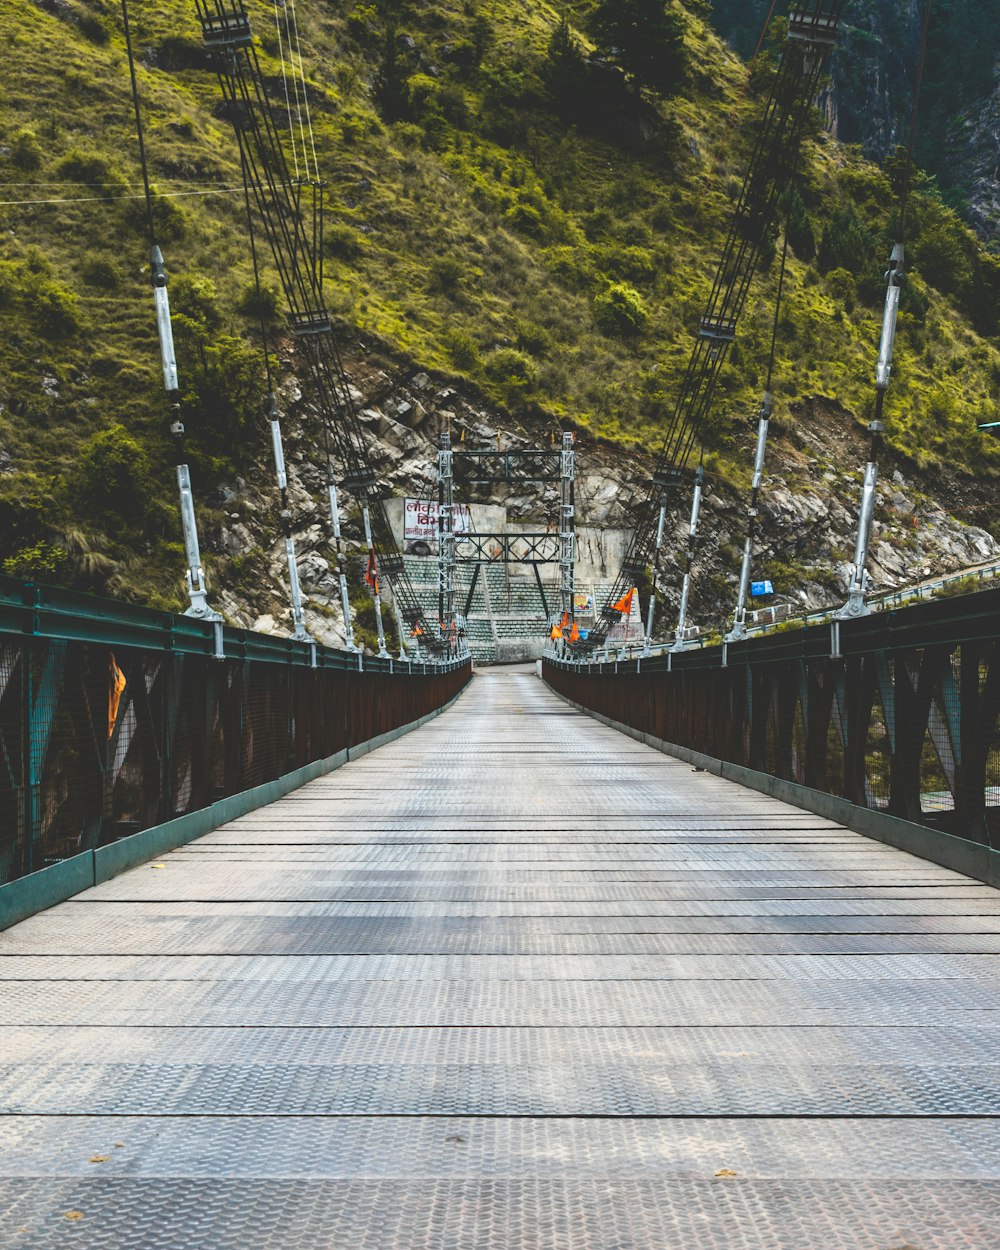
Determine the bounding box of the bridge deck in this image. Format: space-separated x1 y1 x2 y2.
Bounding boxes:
1 669 999 1248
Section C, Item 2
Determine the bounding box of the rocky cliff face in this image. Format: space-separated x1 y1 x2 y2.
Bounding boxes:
714 0 1000 240
953 87 1000 242
218 338 999 645
826 0 924 159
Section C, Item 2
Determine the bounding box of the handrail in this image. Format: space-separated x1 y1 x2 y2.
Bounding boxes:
0 574 469 674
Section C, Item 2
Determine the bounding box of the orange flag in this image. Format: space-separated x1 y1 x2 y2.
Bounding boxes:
364 550 380 596
108 653 126 739
568 621 580 643
611 588 634 614
560 611 570 629
550 623 563 640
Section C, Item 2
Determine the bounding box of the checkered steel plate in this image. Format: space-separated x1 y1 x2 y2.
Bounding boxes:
2 1057 997 1117
80 879 979 904
3 1114 1000 1178
1 1176 998 1250
2 951 997 981
6 1023 1000 1068
168 846 901 865
1 670 998 1250
3 976 998 1027
7 917 1000 957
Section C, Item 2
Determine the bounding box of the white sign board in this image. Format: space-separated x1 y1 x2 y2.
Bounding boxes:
404 499 472 541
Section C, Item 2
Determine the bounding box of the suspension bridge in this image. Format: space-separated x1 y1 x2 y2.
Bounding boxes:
2 0 999 1245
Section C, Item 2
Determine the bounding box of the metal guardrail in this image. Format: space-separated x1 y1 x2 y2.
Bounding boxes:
565 559 1000 666
0 574 471 887
545 585 1000 848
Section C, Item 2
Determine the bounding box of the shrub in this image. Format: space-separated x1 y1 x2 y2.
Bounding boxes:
236 281 282 323
597 243 656 283
594 282 649 336
514 319 551 356
326 223 366 260
2 541 68 582
825 267 857 313
427 255 463 295
503 199 545 238
485 347 537 387
11 129 42 171
170 273 222 332
443 328 480 370
76 9 111 44
26 276 79 338
179 334 261 466
55 148 124 188
817 204 873 275
125 188 187 241
933 575 979 600
70 424 152 526
82 255 119 291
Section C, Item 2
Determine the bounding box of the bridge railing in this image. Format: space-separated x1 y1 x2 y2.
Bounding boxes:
544 587 1000 850
0 575 470 888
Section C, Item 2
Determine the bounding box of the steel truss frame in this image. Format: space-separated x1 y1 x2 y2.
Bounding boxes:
0 573 469 888
547 587 1000 847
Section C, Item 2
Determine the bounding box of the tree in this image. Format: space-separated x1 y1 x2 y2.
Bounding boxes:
817 205 873 276
588 0 686 98
372 0 415 121
545 16 588 116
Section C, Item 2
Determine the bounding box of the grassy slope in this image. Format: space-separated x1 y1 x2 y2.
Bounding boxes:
0 0 998 609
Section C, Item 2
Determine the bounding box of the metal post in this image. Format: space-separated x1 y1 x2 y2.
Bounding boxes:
726 391 772 642
670 464 704 652
560 432 575 627
643 492 668 655
393 601 409 662
362 504 389 658
837 243 903 620
437 432 456 653
150 247 220 624
326 476 357 652
267 393 310 642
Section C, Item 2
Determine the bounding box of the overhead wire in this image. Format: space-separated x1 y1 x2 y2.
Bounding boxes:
273 0 300 182
0 187 244 207
288 0 320 182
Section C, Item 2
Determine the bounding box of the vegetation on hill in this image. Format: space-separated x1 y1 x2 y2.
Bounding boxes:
1 0 999 612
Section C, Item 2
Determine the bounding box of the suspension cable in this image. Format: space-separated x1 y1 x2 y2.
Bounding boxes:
765 211 792 394
241 153 274 393
898 0 933 245
120 0 156 247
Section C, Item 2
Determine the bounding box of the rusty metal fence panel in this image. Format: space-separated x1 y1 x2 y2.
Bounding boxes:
544 589 1000 849
0 576 470 886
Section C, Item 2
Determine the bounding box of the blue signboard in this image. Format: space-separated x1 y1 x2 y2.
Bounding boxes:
751 580 774 597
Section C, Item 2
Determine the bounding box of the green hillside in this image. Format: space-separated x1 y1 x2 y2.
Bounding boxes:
1 0 999 610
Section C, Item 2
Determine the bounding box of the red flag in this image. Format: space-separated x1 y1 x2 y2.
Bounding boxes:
365 550 380 596
611 588 634 614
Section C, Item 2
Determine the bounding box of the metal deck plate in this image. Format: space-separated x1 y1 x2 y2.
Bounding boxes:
1 670 999 1248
